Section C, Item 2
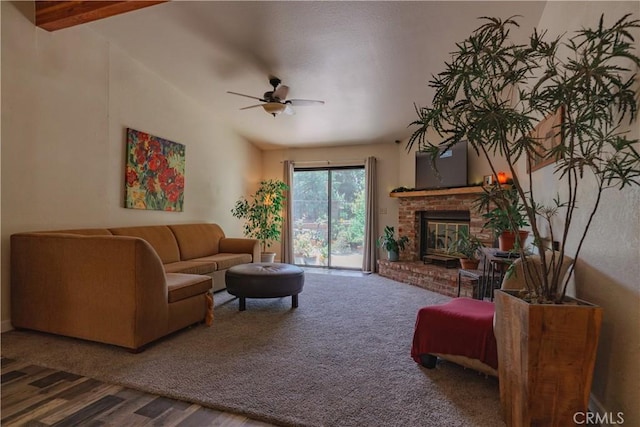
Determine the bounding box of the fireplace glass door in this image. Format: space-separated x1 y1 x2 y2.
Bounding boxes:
427 222 469 254
420 210 471 259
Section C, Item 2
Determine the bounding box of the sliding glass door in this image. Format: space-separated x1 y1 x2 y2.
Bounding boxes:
292 166 365 269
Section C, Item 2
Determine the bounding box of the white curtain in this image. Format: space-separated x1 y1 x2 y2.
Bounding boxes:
362 156 378 273
282 160 295 263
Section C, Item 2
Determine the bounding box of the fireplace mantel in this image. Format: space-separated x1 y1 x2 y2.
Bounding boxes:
389 186 485 198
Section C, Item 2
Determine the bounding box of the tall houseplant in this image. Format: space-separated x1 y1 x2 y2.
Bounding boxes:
231 179 289 262
407 15 639 425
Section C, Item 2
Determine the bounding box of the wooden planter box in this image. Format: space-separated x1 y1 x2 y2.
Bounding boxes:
494 290 602 427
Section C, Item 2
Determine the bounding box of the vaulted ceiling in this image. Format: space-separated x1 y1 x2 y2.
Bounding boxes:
38 1 548 150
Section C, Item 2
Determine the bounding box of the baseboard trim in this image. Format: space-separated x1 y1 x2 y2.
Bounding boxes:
1 320 14 333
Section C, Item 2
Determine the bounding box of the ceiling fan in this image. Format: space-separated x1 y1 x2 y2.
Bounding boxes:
227 76 325 117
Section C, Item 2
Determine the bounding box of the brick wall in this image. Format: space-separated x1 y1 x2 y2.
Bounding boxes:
378 260 478 297
381 189 490 296
397 192 491 262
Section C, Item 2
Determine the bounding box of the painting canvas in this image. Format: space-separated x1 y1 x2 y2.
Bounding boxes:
528 107 564 173
125 128 185 211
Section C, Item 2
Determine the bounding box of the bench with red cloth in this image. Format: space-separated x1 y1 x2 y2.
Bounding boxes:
411 298 498 375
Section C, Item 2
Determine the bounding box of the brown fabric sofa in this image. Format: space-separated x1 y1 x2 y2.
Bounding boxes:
10 223 259 351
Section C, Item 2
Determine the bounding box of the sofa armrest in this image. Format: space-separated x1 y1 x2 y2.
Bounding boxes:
11 233 169 349
219 237 260 263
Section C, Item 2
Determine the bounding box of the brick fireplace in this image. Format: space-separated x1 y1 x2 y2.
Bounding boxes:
378 186 491 297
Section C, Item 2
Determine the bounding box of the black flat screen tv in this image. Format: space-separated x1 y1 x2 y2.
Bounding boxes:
415 141 468 190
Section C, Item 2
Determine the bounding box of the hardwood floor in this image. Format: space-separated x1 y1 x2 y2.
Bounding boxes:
1 357 276 426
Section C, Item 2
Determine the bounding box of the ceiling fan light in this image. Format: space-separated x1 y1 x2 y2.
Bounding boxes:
262 102 286 116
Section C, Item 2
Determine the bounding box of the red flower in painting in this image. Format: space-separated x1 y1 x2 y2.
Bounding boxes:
159 167 175 184
159 167 183 204
147 153 167 172
138 132 150 145
169 174 185 203
166 184 181 203
174 173 184 190
126 167 139 186
134 140 148 164
159 167 176 193
148 138 161 154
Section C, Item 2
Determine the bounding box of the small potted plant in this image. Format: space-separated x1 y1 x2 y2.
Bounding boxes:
294 229 321 265
448 227 484 269
476 184 529 251
231 179 288 263
377 226 409 262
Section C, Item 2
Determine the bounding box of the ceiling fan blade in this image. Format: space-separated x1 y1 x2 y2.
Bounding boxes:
273 84 289 101
227 91 265 102
239 104 264 110
287 99 325 106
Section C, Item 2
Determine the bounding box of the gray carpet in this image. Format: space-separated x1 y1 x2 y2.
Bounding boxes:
1 272 503 427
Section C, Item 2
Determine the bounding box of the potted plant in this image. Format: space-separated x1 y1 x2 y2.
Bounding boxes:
231 179 289 263
448 227 484 269
476 184 529 251
294 228 321 265
377 225 409 262
406 15 639 425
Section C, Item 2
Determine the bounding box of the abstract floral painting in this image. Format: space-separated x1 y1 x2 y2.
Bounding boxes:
125 128 185 211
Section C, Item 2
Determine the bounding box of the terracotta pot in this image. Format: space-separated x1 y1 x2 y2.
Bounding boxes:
494 290 602 426
498 230 529 251
459 258 480 270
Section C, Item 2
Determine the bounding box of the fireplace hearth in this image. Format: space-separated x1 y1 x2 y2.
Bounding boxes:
379 186 491 296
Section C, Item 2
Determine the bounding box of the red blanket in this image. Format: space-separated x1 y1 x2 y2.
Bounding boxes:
411 298 498 369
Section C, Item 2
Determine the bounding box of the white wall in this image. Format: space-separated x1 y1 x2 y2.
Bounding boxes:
0 2 262 327
534 2 640 423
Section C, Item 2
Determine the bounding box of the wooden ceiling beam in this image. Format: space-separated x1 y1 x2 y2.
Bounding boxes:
35 1 167 32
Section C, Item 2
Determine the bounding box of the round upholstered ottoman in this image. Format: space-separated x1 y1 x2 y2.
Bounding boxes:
225 263 305 311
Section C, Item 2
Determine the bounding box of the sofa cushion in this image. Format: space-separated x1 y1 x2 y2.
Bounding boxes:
169 223 225 261
164 260 217 275
166 273 212 303
110 226 180 264
193 253 252 270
